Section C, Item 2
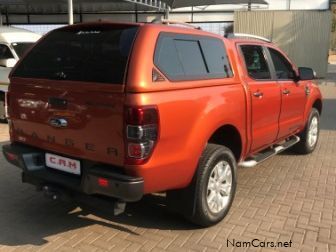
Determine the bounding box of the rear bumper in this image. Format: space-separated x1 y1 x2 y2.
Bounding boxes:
2 143 144 202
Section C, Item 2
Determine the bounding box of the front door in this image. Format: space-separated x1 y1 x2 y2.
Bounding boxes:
267 47 307 139
240 45 281 152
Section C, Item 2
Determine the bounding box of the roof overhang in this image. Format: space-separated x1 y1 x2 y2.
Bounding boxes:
0 0 269 14
164 0 268 9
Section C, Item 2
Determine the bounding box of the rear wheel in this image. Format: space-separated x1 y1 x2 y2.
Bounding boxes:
293 108 320 154
186 144 237 227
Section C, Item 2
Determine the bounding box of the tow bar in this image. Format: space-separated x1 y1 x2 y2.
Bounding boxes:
40 184 126 216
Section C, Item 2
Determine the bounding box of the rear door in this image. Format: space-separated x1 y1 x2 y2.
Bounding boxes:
266 47 307 139
240 44 281 152
9 24 139 166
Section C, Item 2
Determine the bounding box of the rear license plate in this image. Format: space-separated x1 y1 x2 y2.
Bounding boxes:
45 153 81 175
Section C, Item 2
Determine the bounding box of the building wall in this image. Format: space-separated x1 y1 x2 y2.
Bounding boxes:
234 10 332 77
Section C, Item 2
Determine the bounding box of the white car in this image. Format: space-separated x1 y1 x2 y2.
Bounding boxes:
0 26 41 121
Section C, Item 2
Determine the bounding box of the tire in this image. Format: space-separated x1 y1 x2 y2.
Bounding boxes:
293 108 320 154
186 144 237 227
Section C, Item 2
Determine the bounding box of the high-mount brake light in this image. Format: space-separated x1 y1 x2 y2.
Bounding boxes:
125 106 159 165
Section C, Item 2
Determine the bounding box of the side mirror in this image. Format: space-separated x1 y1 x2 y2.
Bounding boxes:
0 58 17 68
298 67 315 81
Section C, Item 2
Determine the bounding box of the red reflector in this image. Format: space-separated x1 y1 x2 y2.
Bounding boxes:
128 143 144 159
98 178 109 187
5 152 18 161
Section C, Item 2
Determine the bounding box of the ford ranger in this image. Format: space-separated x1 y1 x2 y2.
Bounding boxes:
2 21 322 227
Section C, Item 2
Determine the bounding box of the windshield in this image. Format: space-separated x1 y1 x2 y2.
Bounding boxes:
11 42 35 58
12 25 139 85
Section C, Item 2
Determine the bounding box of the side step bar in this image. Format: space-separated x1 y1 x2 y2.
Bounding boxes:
239 136 300 168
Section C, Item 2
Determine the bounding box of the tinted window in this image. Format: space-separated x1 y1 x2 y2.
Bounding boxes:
0 44 14 59
269 48 295 80
154 33 233 81
175 39 207 77
201 39 233 77
12 26 138 84
155 36 184 78
11 42 35 58
241 45 271 80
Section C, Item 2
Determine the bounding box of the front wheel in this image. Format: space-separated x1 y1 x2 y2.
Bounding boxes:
293 108 320 154
187 144 237 227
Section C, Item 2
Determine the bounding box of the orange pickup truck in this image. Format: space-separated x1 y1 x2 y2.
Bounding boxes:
3 21 322 226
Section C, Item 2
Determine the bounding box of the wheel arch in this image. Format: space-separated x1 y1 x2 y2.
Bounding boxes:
207 124 243 161
312 99 322 115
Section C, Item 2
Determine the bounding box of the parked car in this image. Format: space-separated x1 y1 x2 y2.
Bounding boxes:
0 26 41 121
3 21 322 227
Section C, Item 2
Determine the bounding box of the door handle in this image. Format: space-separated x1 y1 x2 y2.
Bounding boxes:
253 91 264 98
283 89 291 95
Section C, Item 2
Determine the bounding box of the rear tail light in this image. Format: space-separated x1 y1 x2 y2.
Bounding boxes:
125 106 159 165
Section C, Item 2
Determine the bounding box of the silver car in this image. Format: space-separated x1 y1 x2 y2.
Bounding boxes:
0 26 41 121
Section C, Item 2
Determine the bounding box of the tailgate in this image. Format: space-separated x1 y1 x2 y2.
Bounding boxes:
7 23 140 166
8 79 125 166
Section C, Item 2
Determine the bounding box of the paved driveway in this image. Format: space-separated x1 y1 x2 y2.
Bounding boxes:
0 81 335 252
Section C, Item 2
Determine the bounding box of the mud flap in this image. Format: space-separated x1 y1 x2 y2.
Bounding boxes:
166 181 197 217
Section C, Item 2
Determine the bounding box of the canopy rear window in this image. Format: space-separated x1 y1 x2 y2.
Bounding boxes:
12 25 138 84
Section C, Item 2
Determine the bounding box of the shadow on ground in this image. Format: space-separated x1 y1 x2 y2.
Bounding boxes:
0 141 196 246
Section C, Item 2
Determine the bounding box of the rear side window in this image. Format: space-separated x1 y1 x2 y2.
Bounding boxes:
12 25 138 84
240 45 271 80
154 33 233 81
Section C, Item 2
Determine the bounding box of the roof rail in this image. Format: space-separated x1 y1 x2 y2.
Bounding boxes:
226 33 271 43
151 18 202 30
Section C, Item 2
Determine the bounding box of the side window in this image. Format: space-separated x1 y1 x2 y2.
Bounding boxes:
154 33 233 81
240 45 271 80
0 44 14 59
268 48 295 80
200 39 233 77
174 39 208 77
154 36 184 78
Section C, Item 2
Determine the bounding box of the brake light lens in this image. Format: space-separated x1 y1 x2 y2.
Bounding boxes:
125 106 159 165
